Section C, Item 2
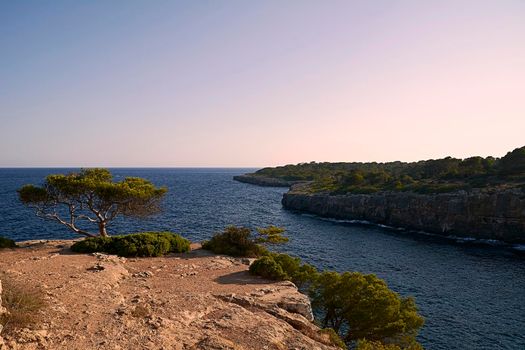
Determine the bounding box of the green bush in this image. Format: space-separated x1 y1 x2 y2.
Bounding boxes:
71 236 112 253
0 236 16 249
249 255 289 280
249 252 318 287
71 232 190 257
202 226 267 257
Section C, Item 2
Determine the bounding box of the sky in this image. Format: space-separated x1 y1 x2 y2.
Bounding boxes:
0 1 524 167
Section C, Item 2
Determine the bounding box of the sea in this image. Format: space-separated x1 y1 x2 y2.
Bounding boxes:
0 168 523 350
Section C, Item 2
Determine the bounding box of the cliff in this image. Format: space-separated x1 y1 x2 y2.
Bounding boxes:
0 240 340 350
233 174 297 187
282 185 525 243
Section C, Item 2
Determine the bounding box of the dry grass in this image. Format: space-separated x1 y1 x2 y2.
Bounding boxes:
131 304 151 319
0 274 45 335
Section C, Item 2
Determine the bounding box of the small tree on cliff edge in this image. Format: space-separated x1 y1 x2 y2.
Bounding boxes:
18 168 167 237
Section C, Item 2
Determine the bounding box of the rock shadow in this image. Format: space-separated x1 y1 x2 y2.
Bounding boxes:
214 271 272 285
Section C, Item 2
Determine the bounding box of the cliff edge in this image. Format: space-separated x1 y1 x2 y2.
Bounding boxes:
0 240 339 350
282 185 525 243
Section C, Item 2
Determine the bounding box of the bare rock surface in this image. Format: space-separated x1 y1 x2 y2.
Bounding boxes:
0 240 339 350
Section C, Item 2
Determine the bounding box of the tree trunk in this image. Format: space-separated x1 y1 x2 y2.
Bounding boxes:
98 222 108 237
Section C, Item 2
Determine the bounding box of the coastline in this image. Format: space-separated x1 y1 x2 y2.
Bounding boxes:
234 174 525 244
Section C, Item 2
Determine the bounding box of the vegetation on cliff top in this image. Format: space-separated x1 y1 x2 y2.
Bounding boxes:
248 146 525 194
71 231 190 257
202 225 289 257
18 168 167 237
249 252 424 349
208 225 425 349
0 236 16 249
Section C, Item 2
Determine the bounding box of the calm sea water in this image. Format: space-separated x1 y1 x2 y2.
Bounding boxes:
0 168 523 349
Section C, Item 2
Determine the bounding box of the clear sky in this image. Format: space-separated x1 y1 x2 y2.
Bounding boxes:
1 1 524 167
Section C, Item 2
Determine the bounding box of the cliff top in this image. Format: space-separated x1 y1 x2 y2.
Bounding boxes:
238 146 525 195
0 241 339 350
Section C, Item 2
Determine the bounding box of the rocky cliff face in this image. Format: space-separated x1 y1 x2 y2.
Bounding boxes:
282 187 525 243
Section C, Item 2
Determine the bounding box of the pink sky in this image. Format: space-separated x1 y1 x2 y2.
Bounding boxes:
1 1 524 167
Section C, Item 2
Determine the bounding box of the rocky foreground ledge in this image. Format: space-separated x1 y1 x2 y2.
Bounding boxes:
0 241 339 350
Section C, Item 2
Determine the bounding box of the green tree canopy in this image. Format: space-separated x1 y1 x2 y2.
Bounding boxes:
18 168 167 237
248 145 525 195
499 146 525 175
310 271 424 347
255 225 289 243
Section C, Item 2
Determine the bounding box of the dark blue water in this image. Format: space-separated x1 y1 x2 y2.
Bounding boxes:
0 168 523 349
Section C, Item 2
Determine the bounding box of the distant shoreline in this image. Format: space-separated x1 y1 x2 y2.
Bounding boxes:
234 173 525 244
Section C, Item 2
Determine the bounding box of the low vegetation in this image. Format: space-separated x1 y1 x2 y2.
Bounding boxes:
249 145 525 194
249 253 424 349
0 236 16 249
0 275 45 335
71 231 190 257
255 226 289 243
249 252 317 288
202 225 289 257
208 225 424 349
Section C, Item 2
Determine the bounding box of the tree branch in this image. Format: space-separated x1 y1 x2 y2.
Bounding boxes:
34 208 97 237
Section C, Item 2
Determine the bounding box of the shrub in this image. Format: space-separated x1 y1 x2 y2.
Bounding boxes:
249 255 288 280
71 232 190 257
255 226 289 243
0 275 45 335
202 226 267 257
249 252 318 287
0 236 16 249
70 236 112 253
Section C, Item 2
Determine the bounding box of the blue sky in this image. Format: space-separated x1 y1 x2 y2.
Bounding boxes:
1 1 524 166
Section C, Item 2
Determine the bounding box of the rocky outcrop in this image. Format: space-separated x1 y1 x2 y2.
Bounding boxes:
233 174 297 187
0 240 341 350
282 187 525 243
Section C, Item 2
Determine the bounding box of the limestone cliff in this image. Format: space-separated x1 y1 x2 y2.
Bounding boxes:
282 185 525 243
0 240 340 350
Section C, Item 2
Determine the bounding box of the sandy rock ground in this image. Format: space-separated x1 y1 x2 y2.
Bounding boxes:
0 240 339 350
